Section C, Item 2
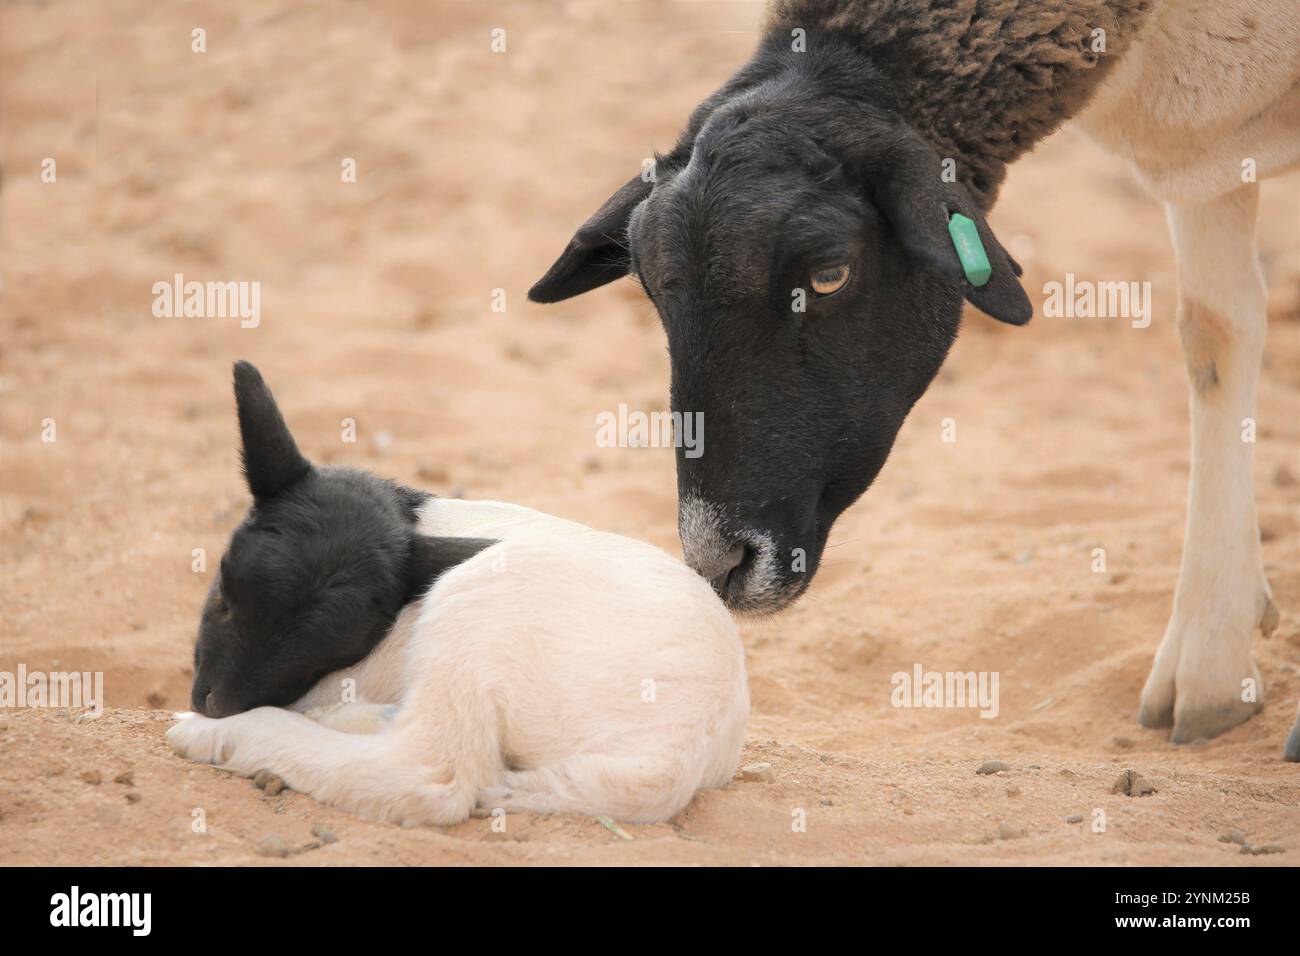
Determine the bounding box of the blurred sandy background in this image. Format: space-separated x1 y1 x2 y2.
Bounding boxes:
1 0 1297 865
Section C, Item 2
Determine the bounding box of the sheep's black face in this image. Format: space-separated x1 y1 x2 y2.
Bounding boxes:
191 362 494 717
629 123 963 612
192 466 420 717
529 33 1031 614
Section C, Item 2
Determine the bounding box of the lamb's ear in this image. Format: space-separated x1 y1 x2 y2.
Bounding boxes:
864 129 1032 326
232 361 311 500
528 173 652 303
393 484 432 523
406 534 498 603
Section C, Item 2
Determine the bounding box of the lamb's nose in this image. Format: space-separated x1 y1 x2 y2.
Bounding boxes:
191 687 216 716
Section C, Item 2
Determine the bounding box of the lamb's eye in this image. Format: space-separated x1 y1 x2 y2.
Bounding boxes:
810 264 850 297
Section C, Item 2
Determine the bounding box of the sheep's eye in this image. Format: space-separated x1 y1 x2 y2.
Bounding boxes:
810 264 850 297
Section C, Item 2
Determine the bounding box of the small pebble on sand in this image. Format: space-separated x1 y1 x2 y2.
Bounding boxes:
977 760 1012 775
1240 843 1284 856
997 821 1025 840
311 823 338 845
416 462 448 483
1065 814 1084 824
1218 831 1247 845
79 770 102 786
114 770 135 786
740 762 775 783
253 769 287 796
255 834 292 858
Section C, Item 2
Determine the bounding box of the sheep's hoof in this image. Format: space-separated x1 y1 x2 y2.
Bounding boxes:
1284 710 1300 763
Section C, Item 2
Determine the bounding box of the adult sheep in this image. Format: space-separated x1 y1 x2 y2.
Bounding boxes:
528 0 1300 755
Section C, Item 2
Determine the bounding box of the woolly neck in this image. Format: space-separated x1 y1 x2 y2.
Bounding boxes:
761 0 1155 207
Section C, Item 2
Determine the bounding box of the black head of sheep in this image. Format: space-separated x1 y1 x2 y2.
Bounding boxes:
530 31 1031 613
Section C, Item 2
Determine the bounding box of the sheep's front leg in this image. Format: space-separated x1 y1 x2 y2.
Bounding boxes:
167 709 381 792
167 710 469 825
1141 185 1276 743
1287 703 1300 763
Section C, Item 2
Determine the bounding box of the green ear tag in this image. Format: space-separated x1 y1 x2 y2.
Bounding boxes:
947 213 992 287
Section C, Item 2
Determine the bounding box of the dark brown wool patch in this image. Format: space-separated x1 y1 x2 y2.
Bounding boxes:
764 0 1155 207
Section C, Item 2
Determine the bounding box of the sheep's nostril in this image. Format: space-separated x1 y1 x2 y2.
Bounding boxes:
706 543 749 600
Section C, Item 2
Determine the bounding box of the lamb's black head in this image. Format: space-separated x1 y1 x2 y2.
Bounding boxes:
529 33 1030 614
191 361 490 717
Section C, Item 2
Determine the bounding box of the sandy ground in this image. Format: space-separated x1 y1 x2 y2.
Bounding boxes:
2 0 1298 866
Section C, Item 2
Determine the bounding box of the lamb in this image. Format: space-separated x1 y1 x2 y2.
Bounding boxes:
167 362 749 824
527 0 1300 755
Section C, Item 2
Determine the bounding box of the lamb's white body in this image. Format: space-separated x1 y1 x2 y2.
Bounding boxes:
168 498 750 824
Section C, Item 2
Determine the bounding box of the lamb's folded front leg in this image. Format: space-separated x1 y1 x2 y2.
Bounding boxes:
166 709 476 826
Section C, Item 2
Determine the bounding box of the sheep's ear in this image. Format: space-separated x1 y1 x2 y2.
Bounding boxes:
864 129 1032 326
232 361 311 500
528 174 652 303
406 534 497 603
